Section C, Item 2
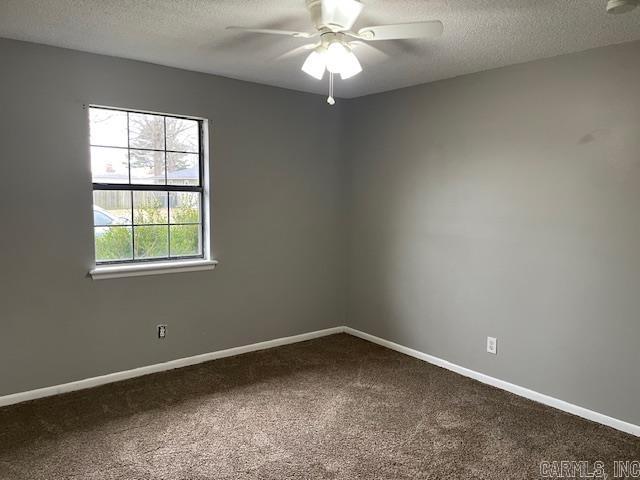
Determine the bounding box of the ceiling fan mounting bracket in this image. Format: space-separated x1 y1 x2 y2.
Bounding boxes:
319 31 347 46
305 0 361 32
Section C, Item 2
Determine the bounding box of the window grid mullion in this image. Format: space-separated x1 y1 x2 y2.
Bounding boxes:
127 112 135 261
164 117 171 258
92 184 202 193
89 144 198 156
92 223 200 227
130 190 135 261
126 112 131 184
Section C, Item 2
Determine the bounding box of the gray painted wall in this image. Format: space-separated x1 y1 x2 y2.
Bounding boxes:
2 36 639 427
345 40 640 425
0 38 348 396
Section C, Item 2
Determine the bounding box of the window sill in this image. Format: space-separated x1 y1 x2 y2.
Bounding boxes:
90 259 218 280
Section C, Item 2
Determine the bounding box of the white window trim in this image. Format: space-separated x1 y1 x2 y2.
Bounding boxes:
90 259 218 280
87 106 215 279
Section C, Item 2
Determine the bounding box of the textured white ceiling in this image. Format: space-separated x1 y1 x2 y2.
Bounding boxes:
0 0 639 98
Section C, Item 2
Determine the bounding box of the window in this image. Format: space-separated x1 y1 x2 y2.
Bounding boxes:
89 106 209 269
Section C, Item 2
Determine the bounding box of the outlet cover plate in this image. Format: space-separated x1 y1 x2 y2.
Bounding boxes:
158 325 167 339
487 336 497 354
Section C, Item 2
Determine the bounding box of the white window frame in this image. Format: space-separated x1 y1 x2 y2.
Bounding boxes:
87 105 216 280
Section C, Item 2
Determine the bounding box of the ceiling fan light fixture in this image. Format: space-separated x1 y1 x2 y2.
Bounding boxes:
323 42 361 79
301 50 326 80
325 42 348 74
339 50 363 79
607 0 639 13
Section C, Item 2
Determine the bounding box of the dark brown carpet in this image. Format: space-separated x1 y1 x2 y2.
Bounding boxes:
0 334 638 479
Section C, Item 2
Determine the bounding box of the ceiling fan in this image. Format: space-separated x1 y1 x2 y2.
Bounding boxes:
227 0 443 105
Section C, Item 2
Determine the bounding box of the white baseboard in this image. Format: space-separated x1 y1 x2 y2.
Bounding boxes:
344 327 639 437
2 325 638 438
0 326 345 408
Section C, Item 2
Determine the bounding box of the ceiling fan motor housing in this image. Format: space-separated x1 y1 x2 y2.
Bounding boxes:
306 0 363 32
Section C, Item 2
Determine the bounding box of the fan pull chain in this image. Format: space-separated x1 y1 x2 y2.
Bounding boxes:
327 73 336 106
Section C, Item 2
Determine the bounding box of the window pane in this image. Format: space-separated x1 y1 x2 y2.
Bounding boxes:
130 149 165 185
169 192 201 224
134 225 168 259
95 226 133 262
170 225 201 257
167 153 199 185
91 147 129 184
129 113 165 150
93 191 132 225
166 117 199 153
90 108 128 148
133 191 168 225
90 108 206 266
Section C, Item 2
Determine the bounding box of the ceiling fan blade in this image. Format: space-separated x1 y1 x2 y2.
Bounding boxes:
321 0 364 31
349 41 389 63
357 21 444 41
226 26 316 39
275 43 319 61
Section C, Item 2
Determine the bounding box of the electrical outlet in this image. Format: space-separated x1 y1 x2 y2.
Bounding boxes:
158 325 167 339
487 336 497 355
